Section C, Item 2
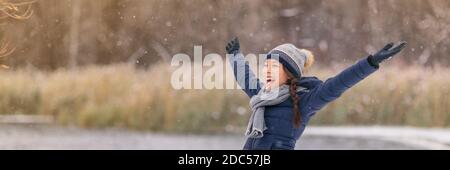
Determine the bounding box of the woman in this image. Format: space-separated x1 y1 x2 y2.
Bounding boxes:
226 37 407 150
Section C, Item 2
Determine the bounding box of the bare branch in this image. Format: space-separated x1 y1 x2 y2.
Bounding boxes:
0 0 36 20
0 40 15 58
0 0 36 68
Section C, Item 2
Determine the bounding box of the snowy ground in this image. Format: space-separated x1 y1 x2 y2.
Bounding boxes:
0 125 449 150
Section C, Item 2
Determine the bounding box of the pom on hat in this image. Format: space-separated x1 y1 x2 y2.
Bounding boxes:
299 49 314 70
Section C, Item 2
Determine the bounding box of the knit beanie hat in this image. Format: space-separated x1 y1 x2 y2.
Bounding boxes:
267 43 311 78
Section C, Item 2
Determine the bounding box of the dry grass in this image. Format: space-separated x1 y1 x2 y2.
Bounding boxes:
0 63 449 133
310 64 450 127
0 64 250 133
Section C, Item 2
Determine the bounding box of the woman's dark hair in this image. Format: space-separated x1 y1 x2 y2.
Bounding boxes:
285 69 301 128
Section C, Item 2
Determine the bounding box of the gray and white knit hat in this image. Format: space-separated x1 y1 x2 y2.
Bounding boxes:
267 43 307 78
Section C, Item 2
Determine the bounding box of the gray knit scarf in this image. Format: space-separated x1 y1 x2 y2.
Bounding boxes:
246 85 307 138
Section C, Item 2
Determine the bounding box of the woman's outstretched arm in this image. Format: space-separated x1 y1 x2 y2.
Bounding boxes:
307 42 407 112
226 38 262 98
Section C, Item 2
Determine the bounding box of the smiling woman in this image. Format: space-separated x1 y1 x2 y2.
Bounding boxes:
263 49 314 91
226 37 407 150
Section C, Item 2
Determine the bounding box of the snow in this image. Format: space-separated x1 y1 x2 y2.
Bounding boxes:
236 106 247 115
165 21 172 27
305 126 450 150
319 40 328 51
1 125 448 150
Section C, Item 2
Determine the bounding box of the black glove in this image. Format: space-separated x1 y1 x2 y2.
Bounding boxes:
368 41 407 68
226 37 240 55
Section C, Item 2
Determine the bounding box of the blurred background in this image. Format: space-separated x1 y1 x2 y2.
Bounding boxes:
0 0 449 150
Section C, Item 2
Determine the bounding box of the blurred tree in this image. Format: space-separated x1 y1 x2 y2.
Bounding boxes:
2 0 450 69
68 0 80 69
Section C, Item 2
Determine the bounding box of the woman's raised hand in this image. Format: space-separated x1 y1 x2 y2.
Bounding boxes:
226 37 240 55
369 41 407 67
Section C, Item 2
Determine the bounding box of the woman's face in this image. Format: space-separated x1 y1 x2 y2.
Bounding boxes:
263 59 289 90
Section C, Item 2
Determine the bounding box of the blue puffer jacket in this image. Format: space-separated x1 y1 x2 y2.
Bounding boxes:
229 53 378 150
